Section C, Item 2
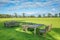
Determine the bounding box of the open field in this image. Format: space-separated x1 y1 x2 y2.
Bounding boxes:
0 18 60 40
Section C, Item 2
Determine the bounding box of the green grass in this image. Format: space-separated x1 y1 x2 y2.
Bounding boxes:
0 18 60 40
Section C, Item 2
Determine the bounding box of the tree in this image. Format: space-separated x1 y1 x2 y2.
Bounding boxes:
43 14 45 17
0 14 3 18
59 13 60 17
14 13 18 18
54 13 58 17
38 15 41 18
30 15 35 18
47 13 52 17
22 13 25 18
0 14 12 18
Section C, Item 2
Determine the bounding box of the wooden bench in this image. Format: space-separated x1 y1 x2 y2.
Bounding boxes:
4 21 20 28
22 24 45 35
39 24 52 36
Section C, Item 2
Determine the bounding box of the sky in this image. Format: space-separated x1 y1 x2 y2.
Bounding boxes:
0 0 60 16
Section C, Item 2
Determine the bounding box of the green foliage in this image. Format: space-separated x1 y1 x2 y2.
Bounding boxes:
29 15 36 18
0 13 60 18
59 13 60 17
14 13 18 18
47 13 52 17
43 14 45 17
54 14 58 17
22 13 25 18
0 14 12 18
38 15 41 17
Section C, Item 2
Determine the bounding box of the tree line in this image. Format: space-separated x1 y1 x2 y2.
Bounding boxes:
0 13 60 18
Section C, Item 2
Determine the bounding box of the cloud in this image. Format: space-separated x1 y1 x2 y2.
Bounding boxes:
7 1 55 11
25 12 35 14
0 0 60 7
0 0 60 14
51 8 58 13
52 8 56 11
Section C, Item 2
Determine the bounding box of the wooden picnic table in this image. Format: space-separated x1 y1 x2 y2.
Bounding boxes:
22 24 45 35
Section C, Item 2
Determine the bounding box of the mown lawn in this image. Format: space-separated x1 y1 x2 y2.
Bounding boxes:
0 18 60 40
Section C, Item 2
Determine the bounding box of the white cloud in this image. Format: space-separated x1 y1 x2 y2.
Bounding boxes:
51 8 57 13
7 1 54 11
25 12 35 14
52 8 56 11
0 0 60 13
0 0 60 7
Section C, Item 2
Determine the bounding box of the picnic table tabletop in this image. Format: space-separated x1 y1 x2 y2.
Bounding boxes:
22 24 46 35
26 24 45 28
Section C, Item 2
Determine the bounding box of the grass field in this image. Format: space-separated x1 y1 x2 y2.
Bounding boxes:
0 18 60 40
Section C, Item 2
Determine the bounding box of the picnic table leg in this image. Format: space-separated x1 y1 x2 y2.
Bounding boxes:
25 27 28 32
22 26 27 32
34 27 36 35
